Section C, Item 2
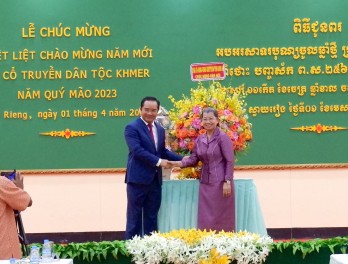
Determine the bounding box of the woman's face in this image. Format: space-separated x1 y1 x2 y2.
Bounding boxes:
201 112 219 132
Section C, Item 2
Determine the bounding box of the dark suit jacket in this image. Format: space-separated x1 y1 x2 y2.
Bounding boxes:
124 117 182 185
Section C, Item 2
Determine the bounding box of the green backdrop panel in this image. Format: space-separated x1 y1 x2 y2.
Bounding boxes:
0 0 347 170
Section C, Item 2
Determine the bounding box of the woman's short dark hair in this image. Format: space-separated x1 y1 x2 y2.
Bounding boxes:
201 107 218 119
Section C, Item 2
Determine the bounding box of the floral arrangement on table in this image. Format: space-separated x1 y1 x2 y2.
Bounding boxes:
168 81 252 179
125 229 273 264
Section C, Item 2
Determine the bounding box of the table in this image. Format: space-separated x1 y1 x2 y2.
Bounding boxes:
0 260 73 264
330 254 348 264
158 179 267 235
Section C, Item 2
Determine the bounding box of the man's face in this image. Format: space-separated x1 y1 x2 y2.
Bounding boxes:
140 100 159 124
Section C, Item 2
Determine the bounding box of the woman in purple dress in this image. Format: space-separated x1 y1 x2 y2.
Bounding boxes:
173 107 235 231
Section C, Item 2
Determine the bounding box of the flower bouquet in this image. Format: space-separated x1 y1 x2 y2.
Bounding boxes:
125 229 273 264
168 81 252 179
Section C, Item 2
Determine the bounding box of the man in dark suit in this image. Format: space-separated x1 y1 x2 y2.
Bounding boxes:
124 96 182 239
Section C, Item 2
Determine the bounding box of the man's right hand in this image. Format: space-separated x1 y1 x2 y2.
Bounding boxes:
160 159 169 168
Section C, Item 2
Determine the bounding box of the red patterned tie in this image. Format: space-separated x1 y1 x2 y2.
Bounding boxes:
148 123 155 142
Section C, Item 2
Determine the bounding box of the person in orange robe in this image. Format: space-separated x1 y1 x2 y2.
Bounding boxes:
0 172 32 259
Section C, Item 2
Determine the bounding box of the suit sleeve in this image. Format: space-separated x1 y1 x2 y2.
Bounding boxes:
125 123 160 166
161 148 183 161
156 124 182 161
181 138 200 167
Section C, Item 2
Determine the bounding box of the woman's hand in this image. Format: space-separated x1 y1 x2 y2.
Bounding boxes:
167 160 183 168
223 180 232 197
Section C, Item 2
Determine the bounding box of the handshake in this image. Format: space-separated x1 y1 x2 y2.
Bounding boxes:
160 160 183 169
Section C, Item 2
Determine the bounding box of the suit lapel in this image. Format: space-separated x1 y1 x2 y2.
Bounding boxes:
138 118 157 150
153 122 161 151
154 122 161 139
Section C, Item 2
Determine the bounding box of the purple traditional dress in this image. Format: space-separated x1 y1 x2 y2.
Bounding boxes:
181 127 235 231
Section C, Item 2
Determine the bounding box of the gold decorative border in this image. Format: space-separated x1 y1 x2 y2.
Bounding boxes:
291 123 348 134
13 163 348 174
40 129 96 139
235 163 348 170
20 168 125 174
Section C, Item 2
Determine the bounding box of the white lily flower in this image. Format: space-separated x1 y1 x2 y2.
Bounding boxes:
125 230 273 264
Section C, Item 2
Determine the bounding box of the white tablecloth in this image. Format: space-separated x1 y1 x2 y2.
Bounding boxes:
330 254 348 264
0 260 73 264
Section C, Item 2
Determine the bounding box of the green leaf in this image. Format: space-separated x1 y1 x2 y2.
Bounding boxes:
328 244 335 254
102 250 108 260
82 251 89 261
301 248 310 259
292 243 300 255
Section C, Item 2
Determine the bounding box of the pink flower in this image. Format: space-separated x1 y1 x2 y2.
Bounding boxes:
234 122 241 128
223 109 232 115
191 118 202 130
192 106 201 115
179 139 188 148
233 131 239 140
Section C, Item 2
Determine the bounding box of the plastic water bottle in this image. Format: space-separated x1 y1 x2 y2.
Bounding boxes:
29 245 40 264
41 239 52 263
